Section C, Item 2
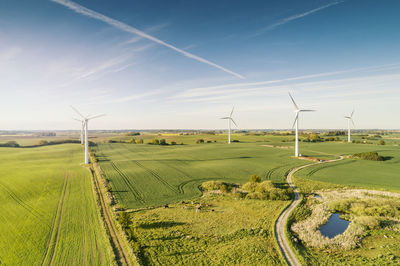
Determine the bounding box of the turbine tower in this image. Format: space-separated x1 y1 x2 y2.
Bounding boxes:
289 93 315 157
73 118 85 145
71 106 105 164
220 107 237 144
344 110 355 143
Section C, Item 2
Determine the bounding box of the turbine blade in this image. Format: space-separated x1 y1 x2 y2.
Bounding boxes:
87 114 106 120
351 109 355 117
70 106 86 119
230 118 238 127
288 92 299 110
351 119 355 127
230 106 234 117
344 116 351 119
299 109 316 112
72 118 82 122
292 113 299 129
220 117 230 119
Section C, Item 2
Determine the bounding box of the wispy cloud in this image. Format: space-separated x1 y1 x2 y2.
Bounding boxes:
50 0 244 79
169 63 400 100
253 1 343 36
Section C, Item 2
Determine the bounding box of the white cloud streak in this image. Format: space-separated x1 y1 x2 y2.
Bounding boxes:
50 0 244 79
254 1 343 36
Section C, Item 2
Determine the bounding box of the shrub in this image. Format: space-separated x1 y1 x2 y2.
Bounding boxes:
351 152 384 161
129 138 136 144
220 184 230 193
242 182 258 192
171 141 177 145
378 140 386 145
245 192 266 200
356 216 380 229
0 141 20 147
196 139 205 144
159 139 167 145
201 181 224 191
38 140 48 145
137 139 144 144
232 140 240 142
249 174 261 183
152 139 160 145
118 212 132 229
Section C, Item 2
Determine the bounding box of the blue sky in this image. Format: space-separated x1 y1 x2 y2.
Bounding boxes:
0 0 399 130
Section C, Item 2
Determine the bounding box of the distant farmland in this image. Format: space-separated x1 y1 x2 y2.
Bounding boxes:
94 142 308 209
0 144 114 265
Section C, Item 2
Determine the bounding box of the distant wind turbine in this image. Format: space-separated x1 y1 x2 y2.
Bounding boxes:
73 118 85 145
220 107 237 144
289 93 315 157
71 106 106 164
344 110 355 143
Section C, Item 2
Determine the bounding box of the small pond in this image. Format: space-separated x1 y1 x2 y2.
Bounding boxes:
319 213 350 238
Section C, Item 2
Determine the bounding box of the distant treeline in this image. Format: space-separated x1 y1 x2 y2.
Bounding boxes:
0 139 82 148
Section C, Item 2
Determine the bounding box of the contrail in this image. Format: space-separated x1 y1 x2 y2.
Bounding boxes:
50 0 245 79
254 1 343 36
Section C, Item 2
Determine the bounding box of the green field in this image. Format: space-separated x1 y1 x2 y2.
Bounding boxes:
93 142 308 209
0 144 114 265
295 144 400 192
129 193 287 265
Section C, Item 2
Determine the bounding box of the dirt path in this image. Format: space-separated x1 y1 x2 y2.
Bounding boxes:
91 165 132 266
41 174 69 266
275 156 343 266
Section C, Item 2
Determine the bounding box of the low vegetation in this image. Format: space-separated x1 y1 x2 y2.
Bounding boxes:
351 151 384 161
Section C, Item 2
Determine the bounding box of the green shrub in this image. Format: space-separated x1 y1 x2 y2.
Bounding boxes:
152 139 160 145
220 184 230 193
129 138 136 144
201 181 224 191
159 139 167 145
242 182 258 192
137 139 144 144
196 139 205 144
249 174 261 183
378 140 385 145
351 152 384 161
118 212 132 229
356 216 380 229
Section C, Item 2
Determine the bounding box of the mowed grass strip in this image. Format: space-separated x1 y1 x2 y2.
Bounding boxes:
0 144 114 265
94 142 307 209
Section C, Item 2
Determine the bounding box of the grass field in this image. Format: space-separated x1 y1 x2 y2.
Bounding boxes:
0 144 114 265
128 193 287 265
93 142 308 209
295 145 400 192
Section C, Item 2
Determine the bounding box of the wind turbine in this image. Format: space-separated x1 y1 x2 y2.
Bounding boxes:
289 93 315 157
71 106 106 164
73 118 85 145
344 110 355 143
220 107 237 144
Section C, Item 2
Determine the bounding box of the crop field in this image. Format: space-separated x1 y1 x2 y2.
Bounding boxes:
0 144 114 265
128 193 287 265
94 142 308 209
295 146 400 192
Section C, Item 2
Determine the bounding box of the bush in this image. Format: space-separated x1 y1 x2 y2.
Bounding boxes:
129 138 136 144
159 139 167 145
118 212 132 229
38 140 48 145
242 182 258 192
245 192 266 200
356 216 380 229
232 140 240 142
137 139 144 144
196 139 205 144
201 181 224 191
220 184 230 193
0 141 20 147
351 152 384 161
171 141 177 145
152 139 160 145
249 174 261 183
378 140 385 145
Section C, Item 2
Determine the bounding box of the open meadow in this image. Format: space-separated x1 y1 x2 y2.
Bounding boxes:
0 144 114 265
93 140 308 209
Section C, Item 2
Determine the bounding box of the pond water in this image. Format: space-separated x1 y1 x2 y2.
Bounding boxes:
314 194 322 199
319 213 350 238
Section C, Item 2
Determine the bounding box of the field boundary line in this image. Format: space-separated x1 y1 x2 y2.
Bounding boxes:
90 153 137 266
41 173 69 266
274 156 344 266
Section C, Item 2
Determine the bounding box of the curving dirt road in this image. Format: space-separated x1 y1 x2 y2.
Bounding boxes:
275 156 343 266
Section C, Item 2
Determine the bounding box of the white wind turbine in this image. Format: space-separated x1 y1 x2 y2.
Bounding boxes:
71 106 106 164
344 110 355 143
220 107 237 144
72 118 85 145
289 93 315 157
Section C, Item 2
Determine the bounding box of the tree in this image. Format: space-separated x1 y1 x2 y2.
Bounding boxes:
310 133 320 142
250 174 261 183
159 139 167 145
152 139 160 145
378 140 386 145
196 139 205 144
119 212 132 229
129 138 136 144
137 139 144 144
